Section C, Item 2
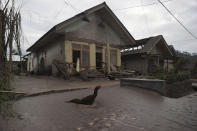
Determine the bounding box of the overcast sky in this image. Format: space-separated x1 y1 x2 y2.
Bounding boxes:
16 0 197 54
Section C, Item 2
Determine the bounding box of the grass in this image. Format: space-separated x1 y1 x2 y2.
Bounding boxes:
0 75 18 119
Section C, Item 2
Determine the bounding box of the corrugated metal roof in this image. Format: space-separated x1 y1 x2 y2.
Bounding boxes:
122 35 173 57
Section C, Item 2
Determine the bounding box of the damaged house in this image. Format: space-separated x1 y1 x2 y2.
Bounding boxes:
121 35 175 75
27 2 136 75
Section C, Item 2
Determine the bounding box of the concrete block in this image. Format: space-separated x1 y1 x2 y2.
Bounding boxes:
120 78 166 95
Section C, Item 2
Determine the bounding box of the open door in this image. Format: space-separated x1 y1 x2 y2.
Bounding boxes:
73 50 80 69
96 52 102 70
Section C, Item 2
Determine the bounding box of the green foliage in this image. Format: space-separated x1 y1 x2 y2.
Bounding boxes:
0 93 17 119
149 59 190 83
0 91 16 118
151 65 164 75
191 62 197 78
0 73 9 91
145 75 157 79
153 72 190 84
0 94 14 104
0 74 15 117
0 78 15 105
174 58 189 72
0 0 22 118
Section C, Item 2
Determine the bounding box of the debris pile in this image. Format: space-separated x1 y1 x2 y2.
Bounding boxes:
52 60 71 79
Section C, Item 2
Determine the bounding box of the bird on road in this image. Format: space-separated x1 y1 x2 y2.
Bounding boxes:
67 86 102 105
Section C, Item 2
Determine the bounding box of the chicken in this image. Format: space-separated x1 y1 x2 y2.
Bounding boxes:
67 86 101 105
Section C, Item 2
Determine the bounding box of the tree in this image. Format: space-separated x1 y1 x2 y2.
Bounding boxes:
0 0 22 89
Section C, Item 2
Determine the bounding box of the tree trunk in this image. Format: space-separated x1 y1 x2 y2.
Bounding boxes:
0 1 22 90
8 21 14 88
0 10 4 70
0 10 5 83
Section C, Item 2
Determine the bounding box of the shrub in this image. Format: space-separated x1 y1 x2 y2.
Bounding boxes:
174 58 189 73
191 62 197 78
152 72 190 84
151 65 164 74
0 74 15 116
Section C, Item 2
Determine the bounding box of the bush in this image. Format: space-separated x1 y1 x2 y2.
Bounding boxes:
0 92 16 118
152 72 190 84
151 65 164 75
0 75 15 117
174 58 189 72
0 73 8 91
191 62 197 78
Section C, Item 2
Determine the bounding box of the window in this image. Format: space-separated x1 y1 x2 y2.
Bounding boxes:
72 43 90 68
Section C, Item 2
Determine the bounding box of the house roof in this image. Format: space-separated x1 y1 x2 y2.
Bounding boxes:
168 45 176 57
122 35 174 57
27 2 136 52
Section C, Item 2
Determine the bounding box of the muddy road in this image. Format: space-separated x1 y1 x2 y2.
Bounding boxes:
1 86 197 131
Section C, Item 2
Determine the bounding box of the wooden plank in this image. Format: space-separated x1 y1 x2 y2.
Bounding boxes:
0 91 26 94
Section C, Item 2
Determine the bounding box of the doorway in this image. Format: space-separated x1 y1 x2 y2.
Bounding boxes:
39 57 45 74
73 50 80 69
96 52 102 70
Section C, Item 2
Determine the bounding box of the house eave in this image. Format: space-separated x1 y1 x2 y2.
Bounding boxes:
26 27 56 52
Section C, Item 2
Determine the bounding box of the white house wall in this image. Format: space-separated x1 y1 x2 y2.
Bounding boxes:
27 53 33 72
30 39 64 73
45 39 64 67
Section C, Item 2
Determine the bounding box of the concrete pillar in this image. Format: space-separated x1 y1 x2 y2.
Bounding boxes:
64 41 73 73
102 47 105 68
117 49 121 67
89 44 96 70
65 41 72 63
106 42 111 74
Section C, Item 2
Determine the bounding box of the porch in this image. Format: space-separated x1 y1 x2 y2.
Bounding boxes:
53 40 121 76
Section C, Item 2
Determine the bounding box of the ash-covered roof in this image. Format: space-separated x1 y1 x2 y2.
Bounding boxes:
122 35 173 57
27 2 136 52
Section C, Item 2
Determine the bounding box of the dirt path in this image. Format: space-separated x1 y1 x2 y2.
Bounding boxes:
12 75 119 95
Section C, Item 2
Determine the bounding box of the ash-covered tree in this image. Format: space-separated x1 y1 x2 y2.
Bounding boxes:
0 0 22 90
